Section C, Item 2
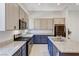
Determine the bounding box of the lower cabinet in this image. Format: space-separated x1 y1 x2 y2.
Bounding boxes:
13 48 22 56
48 39 59 56
33 35 48 44
53 44 59 56
40 35 48 44
13 43 26 56
33 35 40 44
48 39 79 56
48 39 53 56
21 43 26 56
28 38 33 55
59 52 65 56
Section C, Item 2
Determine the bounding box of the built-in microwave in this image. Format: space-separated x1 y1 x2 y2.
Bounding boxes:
19 19 27 30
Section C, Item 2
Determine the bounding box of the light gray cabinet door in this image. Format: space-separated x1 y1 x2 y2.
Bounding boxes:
5 3 19 30
54 18 65 24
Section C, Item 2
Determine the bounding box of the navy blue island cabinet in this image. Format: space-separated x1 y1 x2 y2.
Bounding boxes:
48 38 60 56
48 39 53 56
33 35 48 44
48 38 79 56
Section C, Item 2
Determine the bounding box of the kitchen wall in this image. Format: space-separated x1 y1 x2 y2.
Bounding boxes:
65 10 79 41
28 11 65 35
28 11 65 29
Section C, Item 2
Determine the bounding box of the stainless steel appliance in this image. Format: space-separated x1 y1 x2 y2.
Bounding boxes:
14 34 33 56
28 38 33 55
54 24 66 37
19 19 27 30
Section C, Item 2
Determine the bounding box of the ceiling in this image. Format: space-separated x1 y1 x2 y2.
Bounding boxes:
19 3 79 18
20 3 79 12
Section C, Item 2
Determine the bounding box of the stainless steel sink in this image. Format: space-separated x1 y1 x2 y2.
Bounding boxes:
52 37 65 42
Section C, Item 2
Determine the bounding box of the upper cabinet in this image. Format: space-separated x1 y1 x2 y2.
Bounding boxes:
54 18 65 24
19 7 25 20
0 3 28 31
5 3 19 30
19 7 28 30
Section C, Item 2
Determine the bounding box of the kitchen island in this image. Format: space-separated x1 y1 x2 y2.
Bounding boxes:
48 36 79 56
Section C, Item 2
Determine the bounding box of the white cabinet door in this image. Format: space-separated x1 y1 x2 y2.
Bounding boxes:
0 3 28 31
5 3 13 30
19 7 25 20
54 18 65 24
5 3 19 30
24 12 28 28
12 4 19 30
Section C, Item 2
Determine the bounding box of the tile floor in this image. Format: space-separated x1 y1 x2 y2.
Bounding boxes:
29 44 50 56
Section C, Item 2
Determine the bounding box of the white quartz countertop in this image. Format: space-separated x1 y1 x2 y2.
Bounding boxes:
48 36 79 53
21 33 33 37
28 30 54 35
0 41 26 56
33 33 53 35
